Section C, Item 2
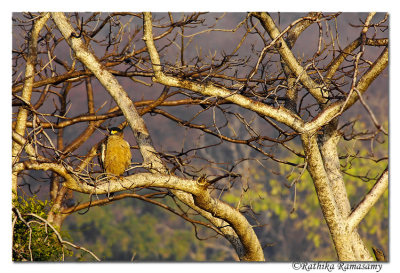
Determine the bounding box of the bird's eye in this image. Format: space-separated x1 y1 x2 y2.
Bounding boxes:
111 130 117 134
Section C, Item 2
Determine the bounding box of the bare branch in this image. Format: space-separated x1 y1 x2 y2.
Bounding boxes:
12 12 50 201
142 12 305 133
346 168 388 232
13 207 101 261
251 12 328 103
51 12 165 171
12 12 388 262
304 47 388 133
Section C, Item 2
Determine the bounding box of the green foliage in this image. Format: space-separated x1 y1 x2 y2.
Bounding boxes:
222 157 335 260
221 129 388 261
64 194 234 261
339 125 388 255
62 124 387 262
13 195 73 261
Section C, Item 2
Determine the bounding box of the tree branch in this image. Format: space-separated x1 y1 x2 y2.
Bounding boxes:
319 129 352 217
13 207 101 261
251 12 328 103
304 46 388 133
301 133 357 260
142 12 305 133
12 12 50 202
325 38 388 81
347 168 388 232
51 12 164 171
19 157 264 261
62 192 224 236
50 12 265 261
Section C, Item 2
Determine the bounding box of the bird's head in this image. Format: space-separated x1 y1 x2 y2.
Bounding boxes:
108 127 123 136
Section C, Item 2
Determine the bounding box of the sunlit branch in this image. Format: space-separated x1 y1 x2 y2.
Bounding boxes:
251 12 328 103
143 12 305 134
346 168 388 232
304 47 388 133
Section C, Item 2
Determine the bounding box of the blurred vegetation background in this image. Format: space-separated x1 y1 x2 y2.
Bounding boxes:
60 124 388 261
12 12 388 262
13 120 387 261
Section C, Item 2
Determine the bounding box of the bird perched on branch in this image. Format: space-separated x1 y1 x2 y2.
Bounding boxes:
99 127 132 178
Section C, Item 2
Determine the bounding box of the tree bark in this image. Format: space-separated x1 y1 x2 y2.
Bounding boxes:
50 12 265 261
302 132 375 261
12 13 50 203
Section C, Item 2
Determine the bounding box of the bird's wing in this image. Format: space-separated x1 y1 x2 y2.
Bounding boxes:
99 140 107 170
122 139 132 169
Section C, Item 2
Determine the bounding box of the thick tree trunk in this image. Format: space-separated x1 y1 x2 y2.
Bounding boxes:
302 132 374 261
